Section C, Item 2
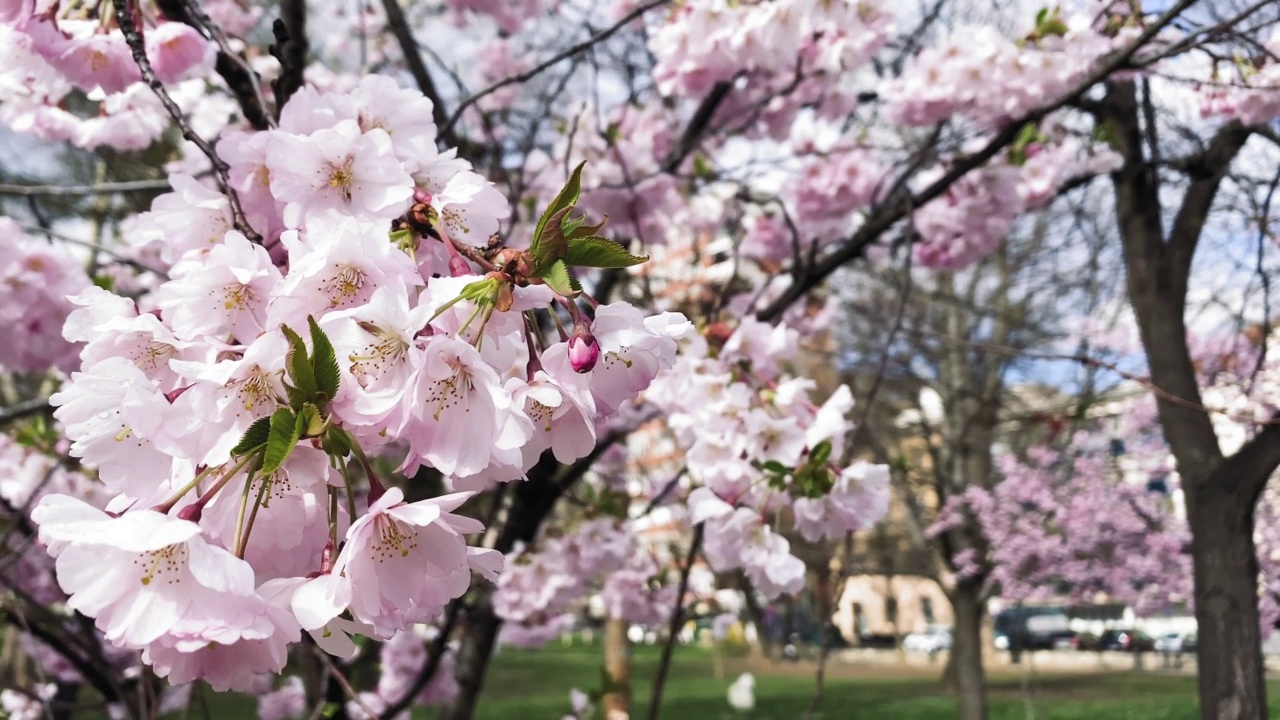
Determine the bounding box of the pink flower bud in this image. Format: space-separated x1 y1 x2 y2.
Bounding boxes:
413 187 433 205
568 325 599 373
448 254 473 277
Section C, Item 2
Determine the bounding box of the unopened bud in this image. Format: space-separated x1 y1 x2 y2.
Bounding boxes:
568 324 600 373
449 254 473 277
412 187 433 205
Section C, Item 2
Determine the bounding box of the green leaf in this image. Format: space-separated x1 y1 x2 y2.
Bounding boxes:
231 416 272 456
761 460 791 475
321 425 354 458
299 402 326 437
540 259 578 297
531 161 587 259
308 316 340 403
281 325 318 402
261 408 302 476
565 236 650 269
283 383 308 411
564 215 608 241
1035 7 1048 25
809 440 833 467
531 206 572 273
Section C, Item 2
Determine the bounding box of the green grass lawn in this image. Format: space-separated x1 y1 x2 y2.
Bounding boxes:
461 642 1280 720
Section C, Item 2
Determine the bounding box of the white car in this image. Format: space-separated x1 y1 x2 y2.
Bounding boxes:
1155 632 1186 653
903 627 953 654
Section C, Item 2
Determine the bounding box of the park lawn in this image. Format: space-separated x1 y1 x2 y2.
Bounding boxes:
462 643 1280 720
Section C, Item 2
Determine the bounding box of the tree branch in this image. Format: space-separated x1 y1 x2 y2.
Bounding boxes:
154 0 272 130
441 0 670 137
755 0 1200 323
379 0 452 141
114 0 261 242
646 522 704 720
0 179 173 196
269 0 309 115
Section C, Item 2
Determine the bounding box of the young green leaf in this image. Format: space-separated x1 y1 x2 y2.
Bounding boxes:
540 259 579 297
531 206 572 273
308 316 341 402
565 236 650 269
321 425 354 458
809 439 833 467
531 161 587 258
230 415 272 457
281 324 318 401
261 407 303 476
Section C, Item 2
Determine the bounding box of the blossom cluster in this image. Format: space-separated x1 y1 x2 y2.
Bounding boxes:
0 217 89 373
647 315 890 598
932 430 1191 614
493 518 676 645
0 3 242 151
1199 29 1280 125
648 0 893 135
27 76 687 691
880 10 1136 129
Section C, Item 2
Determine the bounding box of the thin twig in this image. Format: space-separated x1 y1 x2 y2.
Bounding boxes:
379 0 451 139
376 601 462 720
646 522 704 720
0 398 52 427
113 0 261 243
442 0 670 136
316 648 377 719
0 179 173 196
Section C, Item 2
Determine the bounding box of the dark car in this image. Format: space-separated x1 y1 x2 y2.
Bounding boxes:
994 607 1071 651
1100 629 1156 652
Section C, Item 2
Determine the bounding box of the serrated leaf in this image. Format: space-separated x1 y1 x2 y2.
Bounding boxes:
231 416 272 456
565 236 650 269
281 325 318 402
283 382 308 411
299 402 325 437
531 206 572 273
564 214 608 241
540 259 578 297
321 425 353 458
308 316 340 403
531 161 587 260
261 408 302 476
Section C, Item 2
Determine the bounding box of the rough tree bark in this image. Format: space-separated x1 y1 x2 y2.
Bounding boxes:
601 618 633 717
442 455 577 720
1100 78 1280 720
947 582 989 720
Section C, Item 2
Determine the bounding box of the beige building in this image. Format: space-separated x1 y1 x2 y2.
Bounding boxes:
834 574 952 640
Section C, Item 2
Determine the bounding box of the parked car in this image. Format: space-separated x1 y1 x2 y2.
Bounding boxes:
994 606 1072 651
1155 632 1192 653
1074 632 1102 651
1183 633 1198 652
1100 629 1157 652
903 627 953 654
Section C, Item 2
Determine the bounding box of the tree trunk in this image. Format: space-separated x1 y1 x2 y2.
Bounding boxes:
441 586 501 720
1187 484 1266 720
601 618 632 718
943 583 988 720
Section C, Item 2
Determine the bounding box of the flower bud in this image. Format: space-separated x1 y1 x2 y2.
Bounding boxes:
449 254 473 277
568 324 600 373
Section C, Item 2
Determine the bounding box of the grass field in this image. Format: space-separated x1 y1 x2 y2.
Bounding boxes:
466 643 1280 719
166 643 1280 718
